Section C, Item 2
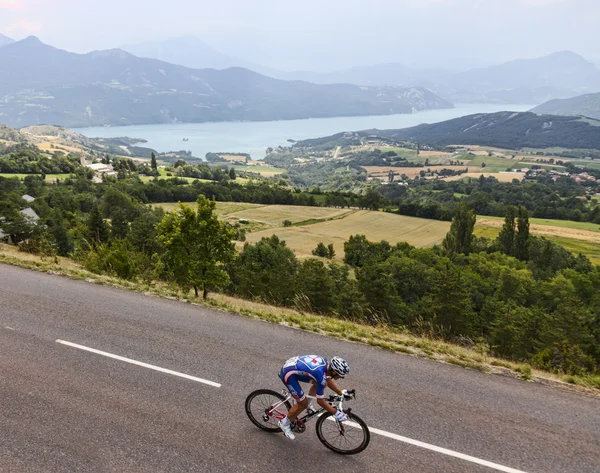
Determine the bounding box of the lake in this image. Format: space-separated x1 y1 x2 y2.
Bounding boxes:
77 104 535 160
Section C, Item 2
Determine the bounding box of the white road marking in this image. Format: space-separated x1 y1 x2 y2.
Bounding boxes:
56 340 221 388
5 326 15 330
332 418 529 473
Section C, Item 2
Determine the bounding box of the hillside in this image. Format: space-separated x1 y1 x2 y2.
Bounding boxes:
0 37 452 128
531 93 600 120
294 112 600 150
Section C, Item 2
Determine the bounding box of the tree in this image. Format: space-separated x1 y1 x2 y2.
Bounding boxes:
151 152 158 172
228 235 299 305
442 202 476 255
157 196 235 299
229 168 237 180
296 259 335 313
327 243 335 259
87 204 109 245
48 209 73 256
312 242 329 257
497 205 517 256
515 205 530 261
0 203 37 244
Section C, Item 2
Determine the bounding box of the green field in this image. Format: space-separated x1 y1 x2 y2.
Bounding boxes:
563 159 600 170
376 147 419 160
463 155 522 172
474 225 600 265
230 165 286 177
0 173 72 181
477 215 600 232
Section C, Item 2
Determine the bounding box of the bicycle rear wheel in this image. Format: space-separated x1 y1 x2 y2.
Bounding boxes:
245 389 292 433
315 412 370 454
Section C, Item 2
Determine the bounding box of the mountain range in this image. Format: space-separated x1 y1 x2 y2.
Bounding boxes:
375 112 600 150
0 36 452 128
124 37 600 105
532 93 600 120
282 51 600 105
296 112 600 151
121 36 277 76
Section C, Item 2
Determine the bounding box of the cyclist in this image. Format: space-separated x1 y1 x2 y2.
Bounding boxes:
278 355 350 440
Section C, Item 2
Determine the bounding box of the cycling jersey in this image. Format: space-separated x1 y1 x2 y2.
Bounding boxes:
279 355 328 402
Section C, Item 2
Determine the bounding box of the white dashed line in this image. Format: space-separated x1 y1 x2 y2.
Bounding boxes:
56 339 221 388
5 326 15 330
334 418 530 473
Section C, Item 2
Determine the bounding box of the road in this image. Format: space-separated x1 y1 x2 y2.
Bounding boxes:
1 264 599 473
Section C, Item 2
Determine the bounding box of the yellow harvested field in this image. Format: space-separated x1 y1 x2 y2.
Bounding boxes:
444 172 525 182
36 141 81 154
477 218 600 243
219 154 247 162
226 205 353 227
151 201 264 216
362 166 481 179
245 211 451 259
419 151 455 157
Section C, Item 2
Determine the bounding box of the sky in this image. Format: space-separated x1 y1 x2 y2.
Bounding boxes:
1 0 599 71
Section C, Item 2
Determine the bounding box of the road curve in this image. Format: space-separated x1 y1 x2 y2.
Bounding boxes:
1 264 599 473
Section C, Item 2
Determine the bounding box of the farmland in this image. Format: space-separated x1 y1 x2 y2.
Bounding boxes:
151 201 600 263
224 206 452 259
362 165 481 179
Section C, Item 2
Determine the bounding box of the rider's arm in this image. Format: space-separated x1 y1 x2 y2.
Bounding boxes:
315 377 344 415
326 377 343 396
317 397 338 415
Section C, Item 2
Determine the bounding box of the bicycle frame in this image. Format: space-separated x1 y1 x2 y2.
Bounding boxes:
264 390 349 433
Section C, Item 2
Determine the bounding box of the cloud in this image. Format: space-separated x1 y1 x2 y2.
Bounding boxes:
7 19 41 34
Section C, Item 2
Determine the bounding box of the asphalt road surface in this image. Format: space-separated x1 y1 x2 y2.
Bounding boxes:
1 264 599 473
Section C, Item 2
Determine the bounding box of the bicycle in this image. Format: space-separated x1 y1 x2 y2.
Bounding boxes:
245 388 370 455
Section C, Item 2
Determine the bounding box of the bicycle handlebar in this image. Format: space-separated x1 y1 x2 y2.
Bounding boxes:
327 389 356 402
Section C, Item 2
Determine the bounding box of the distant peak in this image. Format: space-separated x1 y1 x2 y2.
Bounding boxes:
86 48 134 59
4 35 52 50
21 35 43 44
542 50 592 64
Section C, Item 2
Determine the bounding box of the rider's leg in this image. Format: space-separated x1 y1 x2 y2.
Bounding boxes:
286 397 308 421
306 382 317 413
279 372 308 421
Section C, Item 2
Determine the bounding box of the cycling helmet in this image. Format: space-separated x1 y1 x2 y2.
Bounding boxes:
329 356 350 377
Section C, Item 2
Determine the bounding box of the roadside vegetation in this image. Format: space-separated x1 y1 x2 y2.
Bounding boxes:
2 143 600 395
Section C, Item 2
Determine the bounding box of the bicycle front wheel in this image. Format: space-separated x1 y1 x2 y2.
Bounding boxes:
245 389 291 433
315 412 371 454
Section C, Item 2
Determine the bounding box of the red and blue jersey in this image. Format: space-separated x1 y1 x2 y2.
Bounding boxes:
279 355 328 400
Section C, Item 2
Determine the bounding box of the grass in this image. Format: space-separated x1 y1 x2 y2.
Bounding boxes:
0 243 598 396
